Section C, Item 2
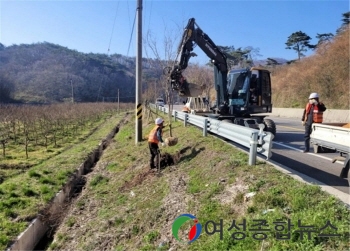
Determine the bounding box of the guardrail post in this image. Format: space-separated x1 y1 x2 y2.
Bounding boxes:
249 132 258 165
184 114 188 127
203 119 208 136
174 111 177 122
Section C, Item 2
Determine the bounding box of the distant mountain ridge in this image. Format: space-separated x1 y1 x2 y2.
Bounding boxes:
0 42 289 103
254 57 289 66
0 42 139 103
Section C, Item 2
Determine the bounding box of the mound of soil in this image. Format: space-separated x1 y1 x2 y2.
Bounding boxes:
159 151 180 168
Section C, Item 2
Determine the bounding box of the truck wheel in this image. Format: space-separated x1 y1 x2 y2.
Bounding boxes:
263 119 276 136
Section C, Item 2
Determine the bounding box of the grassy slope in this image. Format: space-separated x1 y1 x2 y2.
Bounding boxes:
49 118 349 251
0 113 126 251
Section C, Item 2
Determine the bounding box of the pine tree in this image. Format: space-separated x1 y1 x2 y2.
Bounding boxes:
285 31 314 60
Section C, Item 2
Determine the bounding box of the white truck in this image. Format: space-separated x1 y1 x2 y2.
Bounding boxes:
181 97 210 114
310 123 350 181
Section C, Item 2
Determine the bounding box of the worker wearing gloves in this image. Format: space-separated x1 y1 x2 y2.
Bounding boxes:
301 93 327 153
148 117 166 169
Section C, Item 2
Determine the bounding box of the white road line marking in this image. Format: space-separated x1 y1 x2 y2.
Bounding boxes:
273 141 344 165
277 125 304 131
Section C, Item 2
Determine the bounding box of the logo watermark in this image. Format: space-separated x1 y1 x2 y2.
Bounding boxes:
172 214 202 243
172 214 340 243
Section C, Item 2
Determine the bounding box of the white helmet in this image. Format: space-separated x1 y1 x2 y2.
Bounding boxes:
308 92 319 99
155 118 164 125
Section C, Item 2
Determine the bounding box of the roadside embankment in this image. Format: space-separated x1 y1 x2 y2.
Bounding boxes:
270 108 350 123
47 119 350 251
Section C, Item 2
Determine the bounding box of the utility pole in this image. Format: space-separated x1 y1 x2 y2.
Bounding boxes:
118 89 120 113
135 0 142 144
70 79 74 103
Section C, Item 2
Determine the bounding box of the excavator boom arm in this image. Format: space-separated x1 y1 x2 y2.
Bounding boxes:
169 18 228 103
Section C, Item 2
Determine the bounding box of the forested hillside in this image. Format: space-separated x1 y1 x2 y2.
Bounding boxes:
0 42 162 103
271 26 349 109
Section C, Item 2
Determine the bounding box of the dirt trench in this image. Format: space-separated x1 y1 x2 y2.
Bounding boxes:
32 116 191 250
7 115 129 251
31 119 198 250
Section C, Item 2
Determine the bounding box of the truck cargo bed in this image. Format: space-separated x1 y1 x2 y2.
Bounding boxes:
311 123 350 154
311 123 350 181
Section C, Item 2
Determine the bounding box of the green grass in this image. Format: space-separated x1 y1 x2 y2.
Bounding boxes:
40 117 350 251
0 111 127 251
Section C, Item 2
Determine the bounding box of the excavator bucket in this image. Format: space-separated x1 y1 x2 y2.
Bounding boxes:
178 82 206 97
168 65 205 97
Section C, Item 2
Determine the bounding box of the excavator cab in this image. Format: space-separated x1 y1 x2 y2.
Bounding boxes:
226 67 272 116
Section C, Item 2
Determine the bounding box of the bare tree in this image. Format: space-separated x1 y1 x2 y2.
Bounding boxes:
143 23 184 137
0 117 9 157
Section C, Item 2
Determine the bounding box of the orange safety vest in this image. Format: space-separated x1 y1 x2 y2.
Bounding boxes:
305 103 323 123
148 125 162 143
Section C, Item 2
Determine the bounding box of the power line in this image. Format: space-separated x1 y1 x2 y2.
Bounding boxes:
107 2 120 55
127 10 137 57
144 0 153 33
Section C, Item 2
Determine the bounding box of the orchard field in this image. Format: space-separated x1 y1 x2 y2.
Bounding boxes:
0 102 132 250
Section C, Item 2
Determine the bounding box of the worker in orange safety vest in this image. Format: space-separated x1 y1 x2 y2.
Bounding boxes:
301 92 326 153
148 117 165 169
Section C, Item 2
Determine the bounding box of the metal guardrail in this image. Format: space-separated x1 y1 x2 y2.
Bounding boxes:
150 104 274 165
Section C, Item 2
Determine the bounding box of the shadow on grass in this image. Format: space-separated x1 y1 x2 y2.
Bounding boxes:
178 146 205 163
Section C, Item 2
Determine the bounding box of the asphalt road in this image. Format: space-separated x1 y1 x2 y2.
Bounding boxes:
169 105 349 200
268 116 349 195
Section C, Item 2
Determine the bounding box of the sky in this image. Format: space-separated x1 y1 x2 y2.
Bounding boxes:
0 0 348 65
